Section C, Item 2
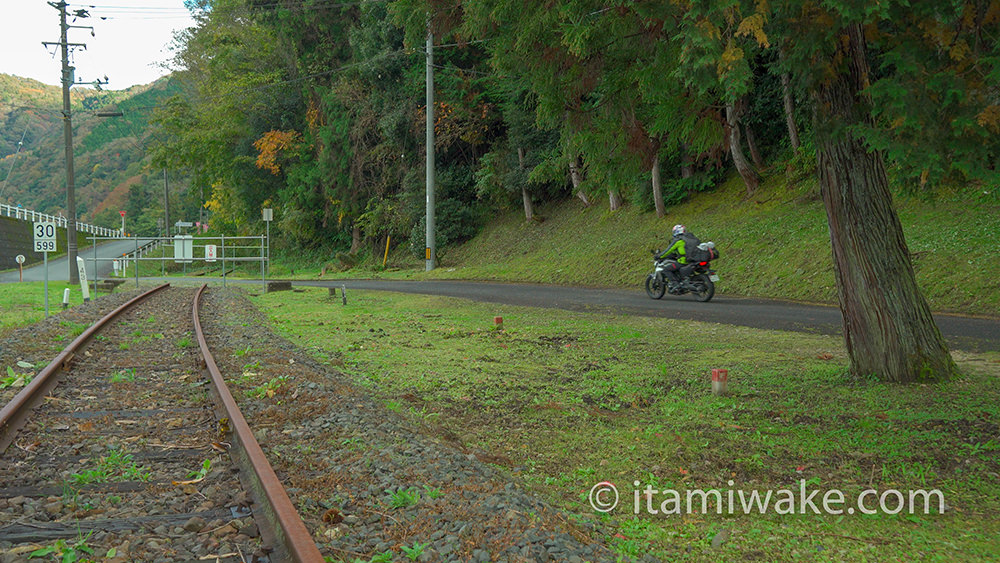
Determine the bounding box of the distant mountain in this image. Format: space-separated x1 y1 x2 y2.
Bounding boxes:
0 73 184 233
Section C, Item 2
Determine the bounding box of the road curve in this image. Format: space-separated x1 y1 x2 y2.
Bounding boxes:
296 279 1000 353
0 238 152 283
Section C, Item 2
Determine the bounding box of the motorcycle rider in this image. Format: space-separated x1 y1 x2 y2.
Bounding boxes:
657 224 700 293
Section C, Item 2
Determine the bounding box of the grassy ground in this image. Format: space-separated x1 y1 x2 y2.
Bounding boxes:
317 174 1000 317
255 286 1000 562
0 281 93 338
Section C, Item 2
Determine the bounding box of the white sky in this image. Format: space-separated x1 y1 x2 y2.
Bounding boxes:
3 0 197 90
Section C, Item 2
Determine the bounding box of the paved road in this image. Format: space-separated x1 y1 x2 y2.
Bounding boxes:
296 279 1000 353
0 238 153 283
6 268 996 353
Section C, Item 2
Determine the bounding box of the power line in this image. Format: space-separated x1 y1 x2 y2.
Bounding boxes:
69 0 390 15
0 125 30 201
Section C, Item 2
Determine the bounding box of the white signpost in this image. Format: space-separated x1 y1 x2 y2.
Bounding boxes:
205 244 217 263
34 221 57 317
76 256 90 302
15 254 25 282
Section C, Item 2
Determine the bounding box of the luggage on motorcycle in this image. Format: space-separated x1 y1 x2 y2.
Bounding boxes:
680 232 701 259
691 241 720 263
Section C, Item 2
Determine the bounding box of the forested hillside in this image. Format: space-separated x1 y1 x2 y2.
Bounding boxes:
156 0 999 383
0 74 198 234
156 1 999 251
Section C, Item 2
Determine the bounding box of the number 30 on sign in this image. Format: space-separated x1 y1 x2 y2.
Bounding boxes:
34 222 57 252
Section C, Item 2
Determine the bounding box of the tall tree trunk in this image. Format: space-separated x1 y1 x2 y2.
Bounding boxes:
726 102 760 194
814 23 954 383
521 187 534 221
569 156 590 206
518 148 534 221
780 49 802 151
608 190 623 211
350 223 361 254
651 157 665 218
745 126 764 169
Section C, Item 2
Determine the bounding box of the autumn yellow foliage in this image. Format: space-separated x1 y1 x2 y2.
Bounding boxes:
253 130 302 175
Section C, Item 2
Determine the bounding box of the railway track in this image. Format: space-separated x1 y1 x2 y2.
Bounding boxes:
0 285 324 563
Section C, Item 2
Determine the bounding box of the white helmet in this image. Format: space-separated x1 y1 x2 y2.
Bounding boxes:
672 224 686 237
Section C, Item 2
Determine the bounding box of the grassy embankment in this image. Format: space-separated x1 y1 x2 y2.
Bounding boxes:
254 287 999 562
142 170 1000 316
320 173 1000 317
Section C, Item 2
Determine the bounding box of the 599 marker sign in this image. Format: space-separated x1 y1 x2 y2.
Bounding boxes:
33 222 57 253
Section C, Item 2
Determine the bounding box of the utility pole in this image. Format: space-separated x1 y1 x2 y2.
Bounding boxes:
163 169 170 237
44 2 105 284
425 24 436 271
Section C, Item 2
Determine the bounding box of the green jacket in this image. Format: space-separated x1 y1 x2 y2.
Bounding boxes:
660 233 698 264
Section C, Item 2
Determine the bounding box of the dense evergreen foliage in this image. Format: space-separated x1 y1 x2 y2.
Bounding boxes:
148 0 998 255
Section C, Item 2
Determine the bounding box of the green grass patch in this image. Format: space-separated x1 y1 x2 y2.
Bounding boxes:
68 447 151 485
258 287 1000 562
0 282 92 338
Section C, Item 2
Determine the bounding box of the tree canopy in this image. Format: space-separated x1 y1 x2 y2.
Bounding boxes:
147 0 999 382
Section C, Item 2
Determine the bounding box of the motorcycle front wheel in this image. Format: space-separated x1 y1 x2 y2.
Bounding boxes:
691 274 715 302
645 273 666 300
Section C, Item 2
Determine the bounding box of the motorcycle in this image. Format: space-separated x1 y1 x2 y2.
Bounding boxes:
644 242 720 302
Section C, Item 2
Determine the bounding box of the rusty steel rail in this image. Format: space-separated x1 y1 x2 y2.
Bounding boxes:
192 284 325 563
0 284 170 453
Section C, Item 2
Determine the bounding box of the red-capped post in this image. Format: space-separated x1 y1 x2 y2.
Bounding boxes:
711 369 729 396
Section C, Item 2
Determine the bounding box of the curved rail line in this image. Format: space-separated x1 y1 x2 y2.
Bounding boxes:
0 283 170 452
0 284 325 562
193 284 325 563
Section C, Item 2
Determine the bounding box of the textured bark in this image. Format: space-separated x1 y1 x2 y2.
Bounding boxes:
608 190 623 211
725 102 759 194
651 158 665 218
779 49 801 151
349 224 361 254
745 126 764 169
518 148 534 221
814 24 955 383
569 157 590 206
521 187 534 221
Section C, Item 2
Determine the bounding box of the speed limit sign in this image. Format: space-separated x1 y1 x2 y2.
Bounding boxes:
33 222 57 252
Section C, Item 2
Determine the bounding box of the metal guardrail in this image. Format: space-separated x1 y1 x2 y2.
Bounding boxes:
0 202 118 238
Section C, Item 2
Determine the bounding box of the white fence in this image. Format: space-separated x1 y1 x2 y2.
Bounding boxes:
0 202 119 238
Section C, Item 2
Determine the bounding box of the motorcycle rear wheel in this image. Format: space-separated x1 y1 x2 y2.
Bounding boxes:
645 273 666 299
691 274 715 302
